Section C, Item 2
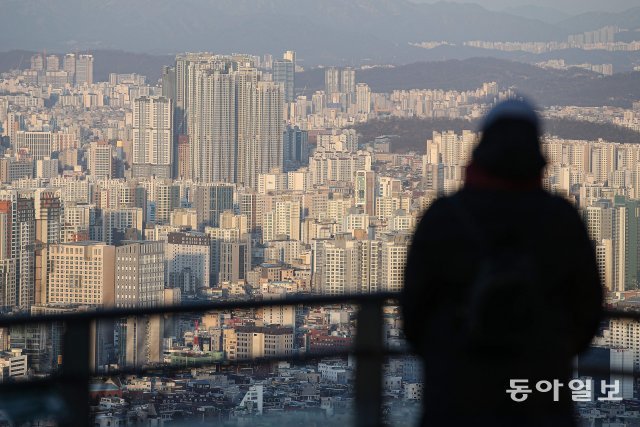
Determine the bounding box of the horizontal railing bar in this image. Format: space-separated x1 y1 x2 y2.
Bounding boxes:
603 308 640 321
98 351 638 381
0 292 399 326
0 347 409 389
101 349 407 377
0 296 636 328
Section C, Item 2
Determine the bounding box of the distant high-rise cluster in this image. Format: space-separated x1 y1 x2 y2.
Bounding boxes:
173 53 284 187
542 139 640 294
568 26 620 45
24 53 93 87
423 130 477 196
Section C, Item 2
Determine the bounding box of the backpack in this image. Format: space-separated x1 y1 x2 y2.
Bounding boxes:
449 195 548 358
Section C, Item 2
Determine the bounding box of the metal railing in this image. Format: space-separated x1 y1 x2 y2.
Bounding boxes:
0 293 636 426
0 292 396 426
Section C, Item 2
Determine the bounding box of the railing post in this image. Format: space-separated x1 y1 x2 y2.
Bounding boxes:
355 298 384 427
62 319 91 426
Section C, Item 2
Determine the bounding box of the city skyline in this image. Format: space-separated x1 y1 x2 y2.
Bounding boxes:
1 1 640 420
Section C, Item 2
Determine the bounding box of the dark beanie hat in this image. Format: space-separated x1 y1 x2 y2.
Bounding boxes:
472 99 546 180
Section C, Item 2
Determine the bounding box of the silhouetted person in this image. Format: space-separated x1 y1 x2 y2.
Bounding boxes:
402 100 603 426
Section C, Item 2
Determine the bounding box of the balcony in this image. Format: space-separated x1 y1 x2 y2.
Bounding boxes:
0 293 636 426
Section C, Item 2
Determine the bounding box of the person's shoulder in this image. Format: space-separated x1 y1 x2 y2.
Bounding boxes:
539 193 586 234
544 193 580 216
415 194 457 233
421 194 456 218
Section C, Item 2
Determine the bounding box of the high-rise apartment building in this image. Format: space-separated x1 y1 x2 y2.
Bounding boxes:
238 191 260 236
205 212 249 286
123 315 163 368
355 170 376 216
34 190 62 306
75 54 94 85
340 67 356 100
313 236 380 295
166 232 210 294
161 66 176 100
273 52 295 103
235 68 259 186
15 131 52 161
613 197 639 292
115 241 165 308
154 180 180 225
0 259 15 311
255 81 284 181
283 126 309 172
312 232 409 294
46 55 59 71
0 204 15 310
63 54 76 84
87 142 113 179
30 54 44 71
175 54 283 188
380 234 410 292
0 195 36 310
325 67 340 95
193 66 238 183
47 241 116 306
219 240 251 284
36 157 59 179
0 98 8 124
596 239 614 292
263 200 301 242
175 53 214 136
102 207 144 245
194 184 234 229
356 83 371 114
177 135 190 179
0 155 33 184
132 96 174 178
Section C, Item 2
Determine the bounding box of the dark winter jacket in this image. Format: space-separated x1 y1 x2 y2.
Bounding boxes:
401 100 603 426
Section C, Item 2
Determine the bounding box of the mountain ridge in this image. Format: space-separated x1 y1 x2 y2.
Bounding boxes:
0 0 577 64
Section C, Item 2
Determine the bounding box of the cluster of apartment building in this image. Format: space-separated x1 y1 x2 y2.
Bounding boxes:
3 48 640 423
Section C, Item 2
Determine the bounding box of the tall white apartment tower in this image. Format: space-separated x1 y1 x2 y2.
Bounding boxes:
325 67 340 95
255 81 284 182
356 83 371 114
133 96 174 179
88 142 113 179
75 54 94 85
63 54 76 84
340 67 356 99
193 69 237 183
236 68 259 187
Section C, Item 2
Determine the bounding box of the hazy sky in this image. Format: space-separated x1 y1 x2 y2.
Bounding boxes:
413 0 639 15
